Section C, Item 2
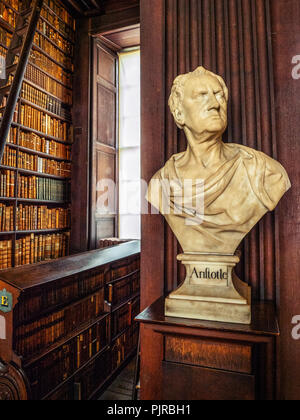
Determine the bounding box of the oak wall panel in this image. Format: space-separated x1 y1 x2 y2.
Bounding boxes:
141 0 295 400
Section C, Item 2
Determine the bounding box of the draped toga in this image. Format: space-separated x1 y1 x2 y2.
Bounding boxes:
147 143 291 254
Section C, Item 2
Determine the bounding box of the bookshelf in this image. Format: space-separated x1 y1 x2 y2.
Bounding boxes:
0 0 75 269
0 241 140 400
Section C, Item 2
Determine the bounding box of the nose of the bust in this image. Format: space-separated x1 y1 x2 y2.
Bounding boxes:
208 93 220 111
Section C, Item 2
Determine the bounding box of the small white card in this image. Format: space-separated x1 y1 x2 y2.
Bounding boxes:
0 315 5 340
0 56 6 80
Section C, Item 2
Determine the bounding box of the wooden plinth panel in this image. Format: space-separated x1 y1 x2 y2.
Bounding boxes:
162 361 255 401
165 335 253 375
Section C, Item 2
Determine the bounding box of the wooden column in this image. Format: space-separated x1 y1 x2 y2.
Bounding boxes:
71 18 92 253
140 0 165 399
271 0 300 401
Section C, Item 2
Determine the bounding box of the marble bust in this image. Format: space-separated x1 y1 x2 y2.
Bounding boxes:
147 67 291 324
148 66 291 254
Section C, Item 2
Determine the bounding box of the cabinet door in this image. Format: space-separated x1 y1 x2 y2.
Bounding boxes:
91 40 118 248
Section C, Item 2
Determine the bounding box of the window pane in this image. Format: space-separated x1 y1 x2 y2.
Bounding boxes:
119 49 141 240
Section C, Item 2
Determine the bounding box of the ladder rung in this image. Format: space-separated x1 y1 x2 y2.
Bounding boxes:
9 45 22 55
0 85 11 96
6 64 17 75
16 26 28 36
20 8 33 18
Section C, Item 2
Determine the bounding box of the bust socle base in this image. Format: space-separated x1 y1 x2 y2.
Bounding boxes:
165 253 251 325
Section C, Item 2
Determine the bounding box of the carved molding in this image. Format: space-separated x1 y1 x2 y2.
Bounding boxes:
0 361 28 401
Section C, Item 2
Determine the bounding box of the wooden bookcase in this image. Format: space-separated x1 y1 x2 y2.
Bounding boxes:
0 0 74 269
0 240 140 400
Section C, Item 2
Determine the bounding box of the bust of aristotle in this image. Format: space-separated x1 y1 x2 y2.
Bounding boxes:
147 67 291 255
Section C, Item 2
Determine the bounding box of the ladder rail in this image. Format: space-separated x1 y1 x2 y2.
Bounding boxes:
0 0 44 162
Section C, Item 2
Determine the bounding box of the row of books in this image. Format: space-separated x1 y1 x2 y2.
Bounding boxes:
0 100 14 122
29 49 72 88
0 169 15 197
34 32 73 72
25 63 73 105
0 203 14 232
18 150 71 177
0 101 19 123
20 104 70 141
0 3 17 28
15 270 106 324
98 238 128 249
40 5 75 43
16 204 70 231
15 289 105 358
2 144 71 172
2 146 17 167
37 19 73 56
111 297 140 339
15 231 70 267
44 0 76 31
47 325 140 401
0 25 12 48
19 130 71 160
107 272 140 306
110 257 141 281
21 82 71 121
27 315 109 400
7 126 17 144
2 0 19 12
111 324 139 372
0 239 12 269
18 174 69 201
0 170 70 200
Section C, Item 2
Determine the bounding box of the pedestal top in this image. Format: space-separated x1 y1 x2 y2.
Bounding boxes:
136 297 280 337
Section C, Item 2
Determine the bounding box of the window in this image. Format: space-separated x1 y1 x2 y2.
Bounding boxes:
118 49 141 240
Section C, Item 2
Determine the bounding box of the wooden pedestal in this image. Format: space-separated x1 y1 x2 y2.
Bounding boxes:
136 297 279 400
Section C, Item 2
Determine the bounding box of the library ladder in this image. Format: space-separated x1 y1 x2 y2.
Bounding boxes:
0 0 44 162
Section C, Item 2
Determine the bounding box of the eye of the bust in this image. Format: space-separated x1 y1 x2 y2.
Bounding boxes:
215 90 224 98
195 90 207 97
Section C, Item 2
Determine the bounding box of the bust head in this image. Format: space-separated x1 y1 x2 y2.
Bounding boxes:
168 67 228 138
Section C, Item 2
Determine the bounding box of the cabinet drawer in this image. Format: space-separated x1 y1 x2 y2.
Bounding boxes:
165 335 253 374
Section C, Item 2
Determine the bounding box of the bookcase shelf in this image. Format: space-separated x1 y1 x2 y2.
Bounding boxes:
20 98 72 124
23 312 111 367
18 124 72 145
32 43 73 73
9 143 71 163
0 165 70 180
35 29 73 58
43 2 75 37
0 197 69 205
0 0 74 270
23 78 72 107
16 228 70 235
0 41 9 51
0 229 70 236
1 0 19 15
27 61 72 90
0 16 14 33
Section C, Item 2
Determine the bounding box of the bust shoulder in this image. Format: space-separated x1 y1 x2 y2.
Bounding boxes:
226 143 291 210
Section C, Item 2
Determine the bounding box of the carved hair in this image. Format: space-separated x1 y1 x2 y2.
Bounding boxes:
168 66 229 129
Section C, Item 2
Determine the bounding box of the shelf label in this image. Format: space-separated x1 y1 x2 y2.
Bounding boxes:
0 289 12 313
0 56 5 80
0 315 5 340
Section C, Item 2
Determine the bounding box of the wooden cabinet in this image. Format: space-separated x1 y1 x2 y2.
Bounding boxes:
0 240 140 400
136 297 279 400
